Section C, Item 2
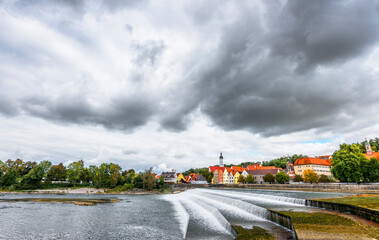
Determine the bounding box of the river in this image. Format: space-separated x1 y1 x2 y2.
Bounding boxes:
0 188 350 239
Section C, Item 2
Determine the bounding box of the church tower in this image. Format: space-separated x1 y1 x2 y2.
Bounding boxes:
219 152 224 167
365 138 373 156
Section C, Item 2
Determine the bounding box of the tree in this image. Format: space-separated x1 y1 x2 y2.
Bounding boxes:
1 169 17 186
38 160 52 177
237 175 245 183
263 173 275 183
67 160 85 186
275 171 289 184
360 157 379 182
141 168 156 190
331 144 364 183
303 169 319 183
318 174 330 183
246 174 254 183
109 163 121 187
158 175 165 190
46 163 67 182
21 165 44 189
207 175 213 183
293 174 303 183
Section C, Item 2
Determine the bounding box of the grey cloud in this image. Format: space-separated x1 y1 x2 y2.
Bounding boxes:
132 40 166 66
161 0 379 136
269 0 379 72
22 94 156 131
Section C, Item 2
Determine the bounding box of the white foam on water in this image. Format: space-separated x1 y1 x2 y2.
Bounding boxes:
162 195 189 239
190 193 266 222
197 189 305 206
179 193 234 236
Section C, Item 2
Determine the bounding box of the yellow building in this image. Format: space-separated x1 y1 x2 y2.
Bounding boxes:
294 157 332 177
233 171 240 184
176 173 185 183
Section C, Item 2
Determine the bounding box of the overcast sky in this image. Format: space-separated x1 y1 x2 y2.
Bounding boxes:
0 0 378 172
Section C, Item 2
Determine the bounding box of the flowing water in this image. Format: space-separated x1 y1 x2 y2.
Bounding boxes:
0 189 350 239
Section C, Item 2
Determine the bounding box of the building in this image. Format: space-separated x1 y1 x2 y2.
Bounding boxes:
294 157 332 177
242 168 282 184
363 138 379 160
219 152 224 167
192 175 208 184
177 173 186 183
162 171 177 183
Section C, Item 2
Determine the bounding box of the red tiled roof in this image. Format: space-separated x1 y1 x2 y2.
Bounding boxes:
294 157 331 166
245 169 281 175
364 152 379 160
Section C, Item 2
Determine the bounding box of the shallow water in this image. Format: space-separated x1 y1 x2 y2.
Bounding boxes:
0 189 350 239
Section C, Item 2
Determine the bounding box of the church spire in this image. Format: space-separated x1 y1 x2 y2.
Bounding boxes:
219 152 224 167
365 138 373 155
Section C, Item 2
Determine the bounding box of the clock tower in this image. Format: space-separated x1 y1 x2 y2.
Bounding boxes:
219 153 224 167
365 138 373 156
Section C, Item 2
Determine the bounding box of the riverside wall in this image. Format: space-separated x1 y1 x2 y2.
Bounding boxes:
305 199 379 223
173 183 379 192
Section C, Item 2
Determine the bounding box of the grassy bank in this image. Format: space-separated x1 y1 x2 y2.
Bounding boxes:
233 225 275 240
0 198 119 206
313 194 379 210
279 211 379 239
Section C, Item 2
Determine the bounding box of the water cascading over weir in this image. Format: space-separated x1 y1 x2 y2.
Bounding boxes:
163 189 303 239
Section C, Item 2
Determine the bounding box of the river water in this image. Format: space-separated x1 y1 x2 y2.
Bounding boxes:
0 188 349 239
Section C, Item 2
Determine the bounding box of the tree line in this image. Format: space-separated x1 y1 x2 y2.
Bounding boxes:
0 159 166 191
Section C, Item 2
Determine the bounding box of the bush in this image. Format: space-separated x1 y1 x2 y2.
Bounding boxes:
263 173 275 183
275 171 290 184
318 174 330 183
294 174 303 182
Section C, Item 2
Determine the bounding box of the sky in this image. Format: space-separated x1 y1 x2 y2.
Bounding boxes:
0 0 378 173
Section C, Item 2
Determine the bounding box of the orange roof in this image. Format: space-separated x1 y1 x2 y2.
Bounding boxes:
231 166 243 171
364 152 379 160
294 157 331 166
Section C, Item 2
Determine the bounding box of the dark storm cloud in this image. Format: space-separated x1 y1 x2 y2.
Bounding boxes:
21 95 156 131
161 0 379 136
269 0 379 72
0 0 378 137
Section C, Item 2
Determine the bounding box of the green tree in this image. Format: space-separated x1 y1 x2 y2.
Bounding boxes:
237 175 245 183
158 175 165 190
206 174 213 183
303 169 319 183
246 174 254 183
331 144 364 183
133 174 142 188
38 160 52 178
293 174 303 183
141 168 156 190
1 169 17 186
360 157 379 182
109 163 122 187
21 165 44 189
46 163 67 182
67 160 85 186
318 174 330 183
275 171 289 184
263 173 275 183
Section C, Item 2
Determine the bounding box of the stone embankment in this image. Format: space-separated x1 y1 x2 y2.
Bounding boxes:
173 183 379 193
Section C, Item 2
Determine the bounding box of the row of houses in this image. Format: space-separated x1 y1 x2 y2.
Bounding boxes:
210 163 283 184
158 171 208 184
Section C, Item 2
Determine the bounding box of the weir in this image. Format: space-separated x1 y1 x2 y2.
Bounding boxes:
163 189 301 239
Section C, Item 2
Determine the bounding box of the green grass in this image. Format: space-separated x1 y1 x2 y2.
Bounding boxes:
313 194 379 210
279 211 379 239
233 225 275 240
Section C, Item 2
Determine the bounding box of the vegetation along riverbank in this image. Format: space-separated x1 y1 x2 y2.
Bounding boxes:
279 210 379 240
0 198 119 206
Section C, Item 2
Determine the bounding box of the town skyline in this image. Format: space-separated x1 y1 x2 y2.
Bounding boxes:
0 1 379 172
